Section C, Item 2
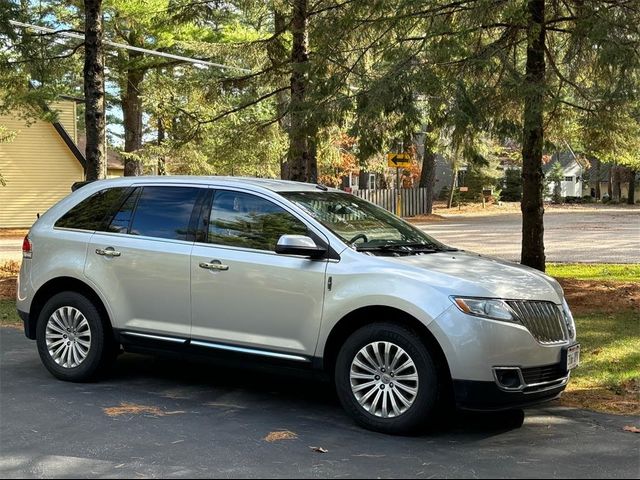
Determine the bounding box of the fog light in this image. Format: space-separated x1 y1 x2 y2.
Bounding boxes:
494 368 524 391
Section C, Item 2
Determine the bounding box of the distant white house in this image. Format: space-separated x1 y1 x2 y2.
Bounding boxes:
542 152 588 199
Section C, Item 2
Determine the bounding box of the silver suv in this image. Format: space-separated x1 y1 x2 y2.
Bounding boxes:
17 177 579 434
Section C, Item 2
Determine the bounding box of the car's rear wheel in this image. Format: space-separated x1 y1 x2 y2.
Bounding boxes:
36 291 116 382
335 323 441 435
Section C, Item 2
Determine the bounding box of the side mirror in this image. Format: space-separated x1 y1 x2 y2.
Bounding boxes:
275 235 327 259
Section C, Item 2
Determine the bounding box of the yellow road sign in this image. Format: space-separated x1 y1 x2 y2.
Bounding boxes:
387 153 411 168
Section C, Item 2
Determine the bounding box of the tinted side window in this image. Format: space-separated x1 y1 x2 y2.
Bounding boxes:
107 188 140 233
129 186 200 240
208 191 308 251
55 188 127 231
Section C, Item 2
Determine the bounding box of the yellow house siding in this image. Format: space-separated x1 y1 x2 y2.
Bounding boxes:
0 109 85 228
50 101 77 143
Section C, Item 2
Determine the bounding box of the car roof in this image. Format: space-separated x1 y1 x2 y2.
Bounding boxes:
85 176 343 194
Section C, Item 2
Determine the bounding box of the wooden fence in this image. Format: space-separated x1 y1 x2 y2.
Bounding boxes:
353 188 431 217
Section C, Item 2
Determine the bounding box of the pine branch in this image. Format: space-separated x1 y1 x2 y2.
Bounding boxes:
198 86 291 126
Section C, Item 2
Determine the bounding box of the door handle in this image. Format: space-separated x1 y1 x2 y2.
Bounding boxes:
96 248 121 257
199 261 229 271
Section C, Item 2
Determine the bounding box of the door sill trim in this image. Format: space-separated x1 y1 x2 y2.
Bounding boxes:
120 331 188 344
118 330 311 363
190 340 310 363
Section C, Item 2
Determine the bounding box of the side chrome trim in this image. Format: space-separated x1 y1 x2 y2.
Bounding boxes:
190 340 310 363
120 331 188 344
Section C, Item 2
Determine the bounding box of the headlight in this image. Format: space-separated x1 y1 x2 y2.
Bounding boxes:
452 297 517 322
562 298 576 339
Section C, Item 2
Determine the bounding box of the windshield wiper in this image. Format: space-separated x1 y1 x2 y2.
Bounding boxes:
355 243 449 254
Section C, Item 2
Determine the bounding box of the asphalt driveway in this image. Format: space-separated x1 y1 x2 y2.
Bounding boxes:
1 327 638 478
418 207 640 263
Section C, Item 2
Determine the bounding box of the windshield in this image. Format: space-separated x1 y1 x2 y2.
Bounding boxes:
282 191 454 254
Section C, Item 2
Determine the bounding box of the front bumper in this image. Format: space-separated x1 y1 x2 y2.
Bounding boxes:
454 377 567 411
428 304 574 409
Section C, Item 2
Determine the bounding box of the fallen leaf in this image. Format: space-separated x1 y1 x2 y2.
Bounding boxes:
309 446 328 453
623 425 640 433
264 430 298 442
590 349 601 356
103 403 173 417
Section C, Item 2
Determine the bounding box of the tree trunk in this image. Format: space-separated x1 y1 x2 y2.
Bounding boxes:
520 0 546 272
83 0 106 181
157 116 166 175
359 170 370 190
267 9 291 179
595 159 601 199
612 165 621 201
628 169 636 205
419 148 436 214
287 0 315 183
122 48 144 176
447 166 457 209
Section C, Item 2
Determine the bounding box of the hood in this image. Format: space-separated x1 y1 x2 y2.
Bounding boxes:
378 250 564 303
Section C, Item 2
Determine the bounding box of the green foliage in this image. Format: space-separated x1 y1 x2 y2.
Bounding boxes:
0 124 15 185
2 0 638 187
502 169 522 202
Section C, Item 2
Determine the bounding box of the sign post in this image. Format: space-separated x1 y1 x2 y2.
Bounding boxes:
387 153 411 217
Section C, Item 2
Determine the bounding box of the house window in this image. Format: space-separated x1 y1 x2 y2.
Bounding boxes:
564 176 573 182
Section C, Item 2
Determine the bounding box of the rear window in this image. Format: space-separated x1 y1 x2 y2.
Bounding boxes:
128 186 201 241
55 188 128 231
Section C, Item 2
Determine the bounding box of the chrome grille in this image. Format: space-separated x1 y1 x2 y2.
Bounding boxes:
507 301 570 344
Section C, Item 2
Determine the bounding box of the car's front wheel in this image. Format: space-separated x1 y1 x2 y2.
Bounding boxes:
335 322 441 435
36 291 116 382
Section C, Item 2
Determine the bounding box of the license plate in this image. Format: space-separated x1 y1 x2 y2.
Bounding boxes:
566 344 580 371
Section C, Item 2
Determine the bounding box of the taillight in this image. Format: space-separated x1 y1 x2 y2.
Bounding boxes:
22 235 32 259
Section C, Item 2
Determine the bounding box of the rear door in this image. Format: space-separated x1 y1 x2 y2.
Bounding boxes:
85 184 204 338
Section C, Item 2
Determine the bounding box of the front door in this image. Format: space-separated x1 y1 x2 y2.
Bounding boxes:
85 185 203 338
190 189 328 358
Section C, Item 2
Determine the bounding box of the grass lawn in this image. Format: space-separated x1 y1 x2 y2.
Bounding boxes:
563 311 640 415
547 263 640 282
0 299 21 329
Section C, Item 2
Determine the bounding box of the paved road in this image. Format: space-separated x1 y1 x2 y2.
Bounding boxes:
1 327 638 479
418 208 640 263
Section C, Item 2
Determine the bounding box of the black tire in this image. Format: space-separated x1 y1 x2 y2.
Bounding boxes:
36 291 116 382
335 322 441 435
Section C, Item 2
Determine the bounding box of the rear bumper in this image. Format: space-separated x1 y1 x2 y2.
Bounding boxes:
18 310 36 340
453 379 567 411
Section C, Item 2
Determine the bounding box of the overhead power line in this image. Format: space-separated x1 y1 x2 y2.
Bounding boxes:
9 20 252 74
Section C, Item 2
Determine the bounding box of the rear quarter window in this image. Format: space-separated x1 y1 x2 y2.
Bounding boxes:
55 188 128 231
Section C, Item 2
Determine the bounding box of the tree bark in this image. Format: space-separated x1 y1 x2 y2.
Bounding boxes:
122 48 144 176
612 165 621 201
595 159 601 199
83 0 106 181
267 9 291 179
157 116 166 175
520 0 546 272
419 134 436 214
286 0 316 183
628 169 636 205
